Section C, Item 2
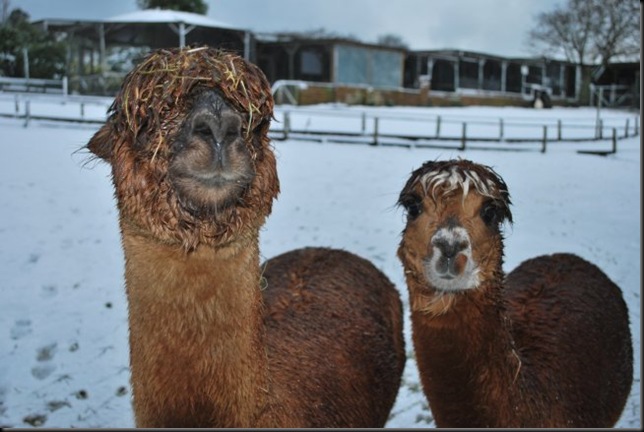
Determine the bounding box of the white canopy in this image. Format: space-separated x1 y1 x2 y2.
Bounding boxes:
105 9 242 32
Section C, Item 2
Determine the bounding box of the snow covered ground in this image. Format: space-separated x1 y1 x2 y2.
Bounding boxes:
0 101 640 428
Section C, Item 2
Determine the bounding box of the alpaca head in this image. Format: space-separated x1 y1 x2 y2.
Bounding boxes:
87 47 278 250
397 159 512 315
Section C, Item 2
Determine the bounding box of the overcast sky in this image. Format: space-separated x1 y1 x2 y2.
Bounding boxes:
14 0 564 57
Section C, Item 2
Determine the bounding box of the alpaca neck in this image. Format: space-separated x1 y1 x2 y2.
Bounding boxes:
411 281 529 427
120 221 270 427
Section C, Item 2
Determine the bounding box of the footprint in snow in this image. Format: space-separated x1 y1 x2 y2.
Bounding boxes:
40 284 58 299
31 343 58 380
10 319 32 340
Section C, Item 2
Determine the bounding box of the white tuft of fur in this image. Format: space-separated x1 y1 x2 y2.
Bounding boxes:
418 166 499 203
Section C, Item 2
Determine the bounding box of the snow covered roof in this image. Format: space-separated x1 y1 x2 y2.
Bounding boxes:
32 9 250 51
105 9 243 31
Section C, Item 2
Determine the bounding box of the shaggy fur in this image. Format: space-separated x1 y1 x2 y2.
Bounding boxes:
397 158 633 428
87 47 405 428
88 46 278 250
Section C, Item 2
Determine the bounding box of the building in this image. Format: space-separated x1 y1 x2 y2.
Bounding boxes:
256 35 405 89
590 62 640 109
27 11 637 108
404 49 582 106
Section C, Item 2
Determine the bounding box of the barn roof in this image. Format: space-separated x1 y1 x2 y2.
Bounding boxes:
32 9 250 50
104 9 241 31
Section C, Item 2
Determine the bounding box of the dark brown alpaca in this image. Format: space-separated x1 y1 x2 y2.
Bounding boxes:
397 159 632 428
87 46 405 428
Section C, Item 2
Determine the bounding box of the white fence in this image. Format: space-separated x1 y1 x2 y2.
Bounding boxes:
0 92 111 126
271 106 639 153
590 83 638 109
0 93 639 154
0 76 68 96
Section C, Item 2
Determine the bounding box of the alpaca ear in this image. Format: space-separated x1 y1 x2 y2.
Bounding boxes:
86 123 114 162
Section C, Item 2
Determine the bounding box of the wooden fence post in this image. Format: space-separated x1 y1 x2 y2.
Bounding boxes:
541 125 547 153
624 119 629 138
557 119 562 141
611 128 617 154
62 76 68 97
283 111 290 140
23 100 30 127
634 117 639 136
435 115 441 138
460 122 466 151
372 117 379 146
361 112 366 134
499 118 504 141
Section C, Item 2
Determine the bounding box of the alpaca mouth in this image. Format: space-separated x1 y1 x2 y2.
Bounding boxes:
423 259 479 292
170 171 254 216
191 170 253 188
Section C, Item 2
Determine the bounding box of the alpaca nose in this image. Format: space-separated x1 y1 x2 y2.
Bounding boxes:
191 114 227 166
433 237 468 259
431 227 471 277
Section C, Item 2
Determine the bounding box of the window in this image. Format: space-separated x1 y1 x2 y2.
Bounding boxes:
300 50 323 76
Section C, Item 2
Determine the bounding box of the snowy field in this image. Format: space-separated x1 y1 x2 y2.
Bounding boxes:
0 101 640 428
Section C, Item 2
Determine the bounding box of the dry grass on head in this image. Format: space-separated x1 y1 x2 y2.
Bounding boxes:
109 46 274 160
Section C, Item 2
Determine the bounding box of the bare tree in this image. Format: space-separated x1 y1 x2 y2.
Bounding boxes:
526 0 640 66
137 0 208 15
591 0 640 66
274 27 361 42
377 33 409 49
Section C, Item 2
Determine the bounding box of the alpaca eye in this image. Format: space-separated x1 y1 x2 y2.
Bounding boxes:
402 196 423 220
480 202 499 226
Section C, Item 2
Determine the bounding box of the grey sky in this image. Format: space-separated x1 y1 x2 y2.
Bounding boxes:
14 0 564 57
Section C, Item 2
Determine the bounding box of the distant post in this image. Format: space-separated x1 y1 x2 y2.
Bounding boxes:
373 117 379 146
22 47 29 80
283 111 290 140
23 99 30 127
541 125 547 153
594 84 602 139
460 123 466 151
635 117 639 136
62 76 69 97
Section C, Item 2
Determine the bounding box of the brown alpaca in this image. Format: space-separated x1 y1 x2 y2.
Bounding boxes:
397 159 633 428
86 47 405 428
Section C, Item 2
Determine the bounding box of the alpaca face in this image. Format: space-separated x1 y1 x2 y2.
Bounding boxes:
398 160 512 311
169 89 255 216
86 47 279 250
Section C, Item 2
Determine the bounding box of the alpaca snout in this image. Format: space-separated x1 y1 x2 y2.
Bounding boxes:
189 113 230 167
431 227 470 270
425 226 479 291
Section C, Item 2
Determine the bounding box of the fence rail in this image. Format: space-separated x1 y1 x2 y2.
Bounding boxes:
0 76 68 96
590 83 638 109
1 93 638 154
270 108 639 154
